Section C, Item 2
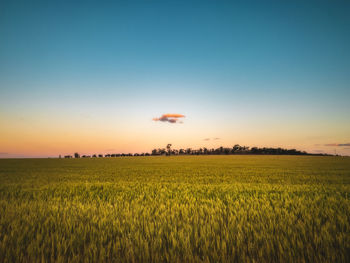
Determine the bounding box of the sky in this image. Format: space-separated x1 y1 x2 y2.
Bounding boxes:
0 0 349 157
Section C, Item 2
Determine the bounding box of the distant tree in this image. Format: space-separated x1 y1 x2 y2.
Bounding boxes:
159 148 166 155
232 144 240 153
166 144 172 156
203 148 208 155
92 154 97 158
74 152 80 158
251 147 259 154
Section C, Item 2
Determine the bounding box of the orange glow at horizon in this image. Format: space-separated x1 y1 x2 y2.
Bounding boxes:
1 110 350 157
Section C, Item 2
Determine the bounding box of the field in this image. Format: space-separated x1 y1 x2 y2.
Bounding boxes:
0 156 349 262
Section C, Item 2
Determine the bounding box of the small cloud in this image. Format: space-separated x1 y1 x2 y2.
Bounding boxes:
153 113 185 124
313 150 324 153
324 143 350 147
0 152 8 155
203 137 220 141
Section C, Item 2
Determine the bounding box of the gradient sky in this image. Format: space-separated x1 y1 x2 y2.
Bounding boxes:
1 0 349 157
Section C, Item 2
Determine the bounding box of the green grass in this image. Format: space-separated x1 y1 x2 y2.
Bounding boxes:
0 156 349 262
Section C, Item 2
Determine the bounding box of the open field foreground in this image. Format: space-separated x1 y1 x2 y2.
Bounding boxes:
0 156 349 262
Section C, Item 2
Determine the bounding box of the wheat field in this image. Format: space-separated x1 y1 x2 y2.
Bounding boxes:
0 156 349 262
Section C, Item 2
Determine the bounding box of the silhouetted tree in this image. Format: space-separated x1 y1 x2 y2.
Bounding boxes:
159 148 166 155
166 144 172 156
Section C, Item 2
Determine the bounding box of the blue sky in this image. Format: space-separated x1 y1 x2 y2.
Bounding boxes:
1 0 349 157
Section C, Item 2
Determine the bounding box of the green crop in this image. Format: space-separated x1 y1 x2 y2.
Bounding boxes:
0 156 349 262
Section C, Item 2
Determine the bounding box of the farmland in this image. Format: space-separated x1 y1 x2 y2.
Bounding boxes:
0 156 349 262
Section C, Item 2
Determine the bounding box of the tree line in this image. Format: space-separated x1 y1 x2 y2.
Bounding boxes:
151 144 314 156
62 144 330 158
